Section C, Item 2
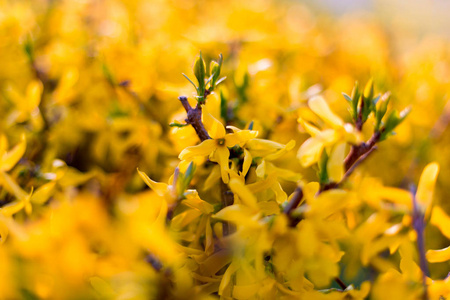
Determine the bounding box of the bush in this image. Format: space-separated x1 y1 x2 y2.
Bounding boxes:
1 1 450 299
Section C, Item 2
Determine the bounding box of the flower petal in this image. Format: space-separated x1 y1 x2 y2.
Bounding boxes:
203 165 221 190
228 178 258 210
308 96 344 128
137 169 168 197
225 130 258 147
203 111 225 139
430 206 450 239
26 80 43 109
265 140 295 161
31 182 56 205
213 204 258 227
426 245 450 263
297 129 339 167
241 149 252 177
0 216 8 244
0 171 28 200
298 118 321 137
297 137 324 167
212 146 230 183
246 139 286 158
327 142 346 182
0 200 25 217
179 139 216 161
416 162 439 211
0 134 26 172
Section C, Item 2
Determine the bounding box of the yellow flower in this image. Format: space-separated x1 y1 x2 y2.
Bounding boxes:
0 134 26 172
297 96 361 168
179 112 258 183
5 80 43 128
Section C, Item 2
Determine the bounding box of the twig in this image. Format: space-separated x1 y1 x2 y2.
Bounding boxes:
334 277 347 290
221 181 234 235
410 185 429 300
178 95 234 235
344 146 377 180
283 187 304 227
355 97 364 131
321 145 378 192
178 96 211 142
344 131 380 171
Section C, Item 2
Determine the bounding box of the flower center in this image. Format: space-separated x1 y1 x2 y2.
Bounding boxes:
217 138 226 146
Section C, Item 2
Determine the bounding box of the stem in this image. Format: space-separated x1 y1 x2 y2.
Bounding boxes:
221 181 234 235
178 95 234 235
344 131 380 171
356 96 364 131
178 96 211 141
345 146 376 176
283 187 304 227
411 185 429 300
334 277 347 290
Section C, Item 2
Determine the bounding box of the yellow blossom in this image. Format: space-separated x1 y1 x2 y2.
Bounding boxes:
179 112 258 183
297 96 361 167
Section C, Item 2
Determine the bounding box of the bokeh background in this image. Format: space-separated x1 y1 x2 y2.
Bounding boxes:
0 0 449 298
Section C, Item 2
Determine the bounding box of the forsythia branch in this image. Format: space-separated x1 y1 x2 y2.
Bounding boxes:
179 96 211 142
283 187 304 227
344 130 381 171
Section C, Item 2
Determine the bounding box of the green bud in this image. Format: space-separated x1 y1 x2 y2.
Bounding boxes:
209 54 223 90
375 92 390 131
193 52 206 96
361 79 375 123
350 81 360 121
210 61 219 88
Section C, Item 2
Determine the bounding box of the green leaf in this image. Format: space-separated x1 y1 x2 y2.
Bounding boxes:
182 73 197 90
169 122 189 128
380 106 411 141
342 93 352 103
215 76 227 86
318 151 329 185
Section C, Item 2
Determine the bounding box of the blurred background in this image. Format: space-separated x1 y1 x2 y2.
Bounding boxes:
0 0 449 298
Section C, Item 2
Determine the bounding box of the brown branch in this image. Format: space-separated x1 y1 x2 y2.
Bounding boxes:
319 137 378 194
411 185 429 300
334 277 348 290
344 131 380 171
356 99 364 131
283 187 304 227
178 95 234 235
344 146 377 179
178 96 211 141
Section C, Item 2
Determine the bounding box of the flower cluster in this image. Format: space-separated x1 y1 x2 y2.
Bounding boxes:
0 0 450 299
